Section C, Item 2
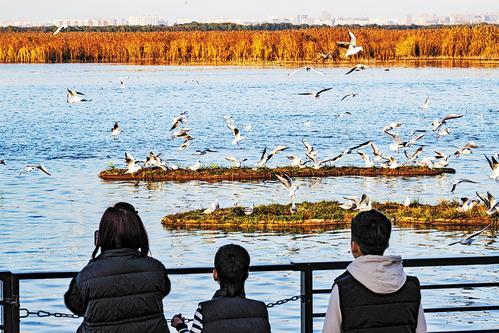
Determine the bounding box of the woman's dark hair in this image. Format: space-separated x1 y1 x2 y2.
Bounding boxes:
92 202 149 259
214 244 250 298
351 210 391 256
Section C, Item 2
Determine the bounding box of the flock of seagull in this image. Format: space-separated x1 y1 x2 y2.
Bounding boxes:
2 30 498 246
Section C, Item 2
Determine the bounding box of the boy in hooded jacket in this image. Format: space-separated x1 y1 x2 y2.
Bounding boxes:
322 210 427 333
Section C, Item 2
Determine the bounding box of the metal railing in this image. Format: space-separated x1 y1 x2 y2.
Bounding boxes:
1 256 498 333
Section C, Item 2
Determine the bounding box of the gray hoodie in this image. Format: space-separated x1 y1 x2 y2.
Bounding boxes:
322 255 427 333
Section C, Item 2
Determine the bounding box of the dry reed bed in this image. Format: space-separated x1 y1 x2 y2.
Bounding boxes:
99 166 455 182
161 200 497 232
1 25 497 64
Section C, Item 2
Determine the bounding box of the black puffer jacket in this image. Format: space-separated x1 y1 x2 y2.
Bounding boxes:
65 248 171 333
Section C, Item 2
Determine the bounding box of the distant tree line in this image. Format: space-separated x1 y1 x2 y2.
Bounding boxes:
0 25 496 64
1 22 494 33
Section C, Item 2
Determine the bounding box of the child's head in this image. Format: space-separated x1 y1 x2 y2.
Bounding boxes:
92 202 149 259
350 210 391 257
213 244 250 298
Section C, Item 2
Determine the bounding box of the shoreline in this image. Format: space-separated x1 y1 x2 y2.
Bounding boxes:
0 58 498 67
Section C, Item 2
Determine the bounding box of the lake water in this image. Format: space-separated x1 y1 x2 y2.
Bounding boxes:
0 64 498 332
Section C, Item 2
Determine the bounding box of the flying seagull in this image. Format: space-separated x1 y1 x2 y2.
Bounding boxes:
316 52 333 61
450 179 479 193
53 24 83 35
67 89 89 103
340 93 358 101
19 164 51 176
484 155 499 179
124 152 141 174
111 122 122 137
170 112 188 131
334 111 352 119
298 87 333 99
345 64 367 75
288 66 325 77
457 197 480 213
337 30 364 57
226 123 244 145
383 122 402 132
432 114 463 131
275 174 299 199
476 192 498 216
448 224 491 246
194 148 218 156
357 151 374 167
422 97 430 110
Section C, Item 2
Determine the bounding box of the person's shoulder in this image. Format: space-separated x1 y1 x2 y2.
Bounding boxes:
140 255 167 271
334 270 351 284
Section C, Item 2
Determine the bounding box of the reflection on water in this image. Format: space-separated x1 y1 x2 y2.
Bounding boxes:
0 64 498 332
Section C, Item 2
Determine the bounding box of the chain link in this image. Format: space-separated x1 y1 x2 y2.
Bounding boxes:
266 295 303 308
18 295 303 322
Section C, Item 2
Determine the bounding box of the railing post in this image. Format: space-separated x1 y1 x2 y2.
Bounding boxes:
0 272 20 333
300 264 313 333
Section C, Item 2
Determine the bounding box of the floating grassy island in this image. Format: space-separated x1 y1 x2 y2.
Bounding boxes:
99 166 455 182
161 201 496 232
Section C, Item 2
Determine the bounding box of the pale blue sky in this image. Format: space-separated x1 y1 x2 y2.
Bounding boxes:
3 0 498 22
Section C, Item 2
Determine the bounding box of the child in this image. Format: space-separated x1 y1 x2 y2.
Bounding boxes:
171 244 271 333
322 210 427 333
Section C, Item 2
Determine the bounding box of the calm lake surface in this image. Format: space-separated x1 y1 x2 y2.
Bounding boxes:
0 64 498 332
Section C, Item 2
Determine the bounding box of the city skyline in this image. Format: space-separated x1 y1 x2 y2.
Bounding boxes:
1 0 498 23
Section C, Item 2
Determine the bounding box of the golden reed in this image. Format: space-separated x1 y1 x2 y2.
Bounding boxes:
0 25 497 64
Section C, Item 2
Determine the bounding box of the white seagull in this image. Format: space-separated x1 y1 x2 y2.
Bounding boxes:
170 112 188 131
422 97 430 110
111 122 122 137
298 88 333 99
288 66 325 77
450 179 479 193
457 197 480 213
432 114 463 131
187 160 201 171
340 93 358 101
275 174 299 199
476 192 498 216
448 224 491 246
357 151 374 167
225 156 247 168
484 155 499 179
124 152 142 174
337 30 364 57
67 89 89 103
203 199 220 214
345 64 367 75
227 123 244 146
19 164 51 176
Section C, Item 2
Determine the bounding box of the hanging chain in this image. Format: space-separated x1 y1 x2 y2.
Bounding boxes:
18 294 303 321
266 295 303 308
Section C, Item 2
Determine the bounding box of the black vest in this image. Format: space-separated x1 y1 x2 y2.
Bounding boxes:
200 296 271 333
334 271 421 333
